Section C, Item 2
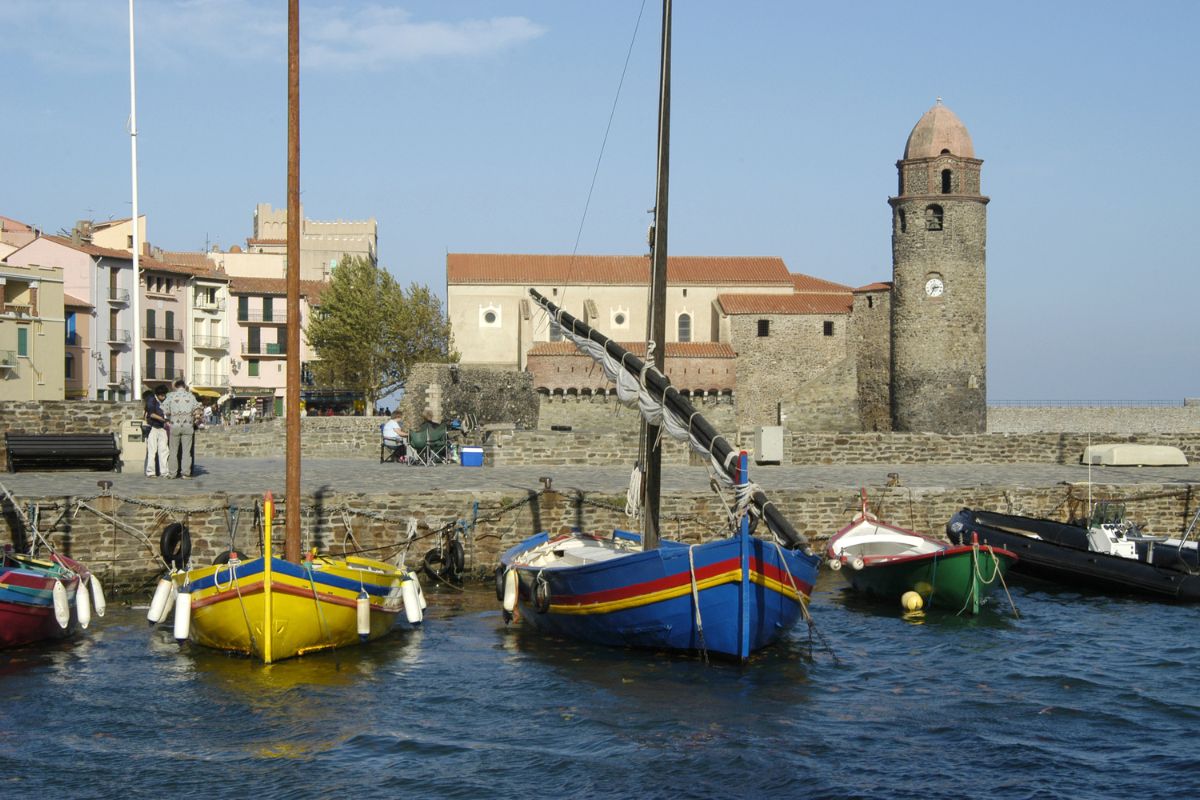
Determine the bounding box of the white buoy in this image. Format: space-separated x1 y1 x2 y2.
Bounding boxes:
848 556 865 571
173 588 192 642
401 576 423 624
90 574 107 617
52 580 71 629
147 576 173 625
410 571 427 610
502 568 518 613
827 558 842 571
76 577 92 630
356 591 371 639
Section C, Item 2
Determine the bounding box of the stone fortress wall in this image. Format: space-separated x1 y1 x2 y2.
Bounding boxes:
3 400 1200 468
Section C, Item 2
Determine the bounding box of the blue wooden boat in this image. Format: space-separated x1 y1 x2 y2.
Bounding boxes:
500 471 818 660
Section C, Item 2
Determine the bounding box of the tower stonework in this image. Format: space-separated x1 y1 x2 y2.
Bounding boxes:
889 101 988 433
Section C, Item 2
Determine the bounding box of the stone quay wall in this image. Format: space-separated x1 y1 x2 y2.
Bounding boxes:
485 429 1200 467
4 481 1195 598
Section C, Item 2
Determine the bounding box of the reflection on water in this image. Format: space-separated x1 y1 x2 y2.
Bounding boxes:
2 575 1199 799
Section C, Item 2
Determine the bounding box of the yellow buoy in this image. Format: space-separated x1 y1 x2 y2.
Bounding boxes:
900 591 924 612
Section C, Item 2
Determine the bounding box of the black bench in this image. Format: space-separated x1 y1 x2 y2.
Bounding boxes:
5 433 122 473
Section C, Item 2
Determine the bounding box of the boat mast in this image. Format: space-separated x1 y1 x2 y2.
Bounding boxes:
284 0 301 562
128 0 141 393
642 0 671 551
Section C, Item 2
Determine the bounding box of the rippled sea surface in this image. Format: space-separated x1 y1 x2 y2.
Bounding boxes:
2 573 1198 800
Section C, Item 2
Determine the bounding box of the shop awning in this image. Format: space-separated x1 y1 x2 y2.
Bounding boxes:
193 388 222 399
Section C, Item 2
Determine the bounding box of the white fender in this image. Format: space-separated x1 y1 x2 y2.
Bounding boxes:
356 591 371 638
502 568 518 613
173 588 192 642
401 576 423 624
147 576 173 625
827 558 842 572
409 571 427 610
90 574 107 617
848 556 865 571
76 577 92 630
52 580 71 629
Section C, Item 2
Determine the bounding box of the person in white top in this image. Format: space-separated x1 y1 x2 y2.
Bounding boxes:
381 411 407 462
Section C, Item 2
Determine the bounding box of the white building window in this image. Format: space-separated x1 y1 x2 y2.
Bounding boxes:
479 304 501 328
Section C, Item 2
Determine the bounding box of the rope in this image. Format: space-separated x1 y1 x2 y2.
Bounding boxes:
772 539 837 663
625 465 643 518
686 545 709 665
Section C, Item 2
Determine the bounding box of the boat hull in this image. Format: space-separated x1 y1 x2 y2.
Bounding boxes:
948 508 1200 601
501 532 818 660
177 554 409 662
838 545 1015 613
0 555 85 649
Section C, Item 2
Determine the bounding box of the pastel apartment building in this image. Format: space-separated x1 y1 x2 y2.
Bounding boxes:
0 262 66 401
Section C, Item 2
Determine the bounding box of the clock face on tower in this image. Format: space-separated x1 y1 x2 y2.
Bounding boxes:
924 277 945 297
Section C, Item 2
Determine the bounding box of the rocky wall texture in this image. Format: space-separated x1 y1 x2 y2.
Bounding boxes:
400 363 539 430
535 393 736 434
4 481 1195 597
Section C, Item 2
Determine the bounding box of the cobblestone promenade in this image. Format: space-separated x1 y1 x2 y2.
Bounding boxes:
4 457 1199 498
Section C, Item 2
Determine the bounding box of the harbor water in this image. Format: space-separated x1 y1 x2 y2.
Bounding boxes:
2 573 1197 800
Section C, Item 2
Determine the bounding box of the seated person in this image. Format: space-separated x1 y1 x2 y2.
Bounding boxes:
381 412 407 461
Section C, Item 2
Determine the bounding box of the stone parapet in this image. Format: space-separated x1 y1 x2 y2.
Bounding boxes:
988 405 1200 434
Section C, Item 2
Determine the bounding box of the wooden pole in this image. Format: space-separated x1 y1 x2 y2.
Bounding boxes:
642 0 671 551
285 0 301 562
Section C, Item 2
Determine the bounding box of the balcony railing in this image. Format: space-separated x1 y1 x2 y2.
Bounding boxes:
107 371 131 386
192 334 230 350
109 289 131 305
143 326 183 342
143 366 184 382
107 328 131 344
191 371 230 387
0 350 17 369
1 303 33 318
65 332 83 347
237 311 288 324
195 297 226 311
241 342 287 356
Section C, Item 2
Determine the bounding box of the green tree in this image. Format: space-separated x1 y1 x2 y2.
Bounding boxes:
305 255 456 406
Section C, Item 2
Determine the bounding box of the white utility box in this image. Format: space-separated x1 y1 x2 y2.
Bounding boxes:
754 425 783 464
120 419 147 470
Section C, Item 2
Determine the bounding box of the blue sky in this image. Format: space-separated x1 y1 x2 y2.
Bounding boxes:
4 1 1198 401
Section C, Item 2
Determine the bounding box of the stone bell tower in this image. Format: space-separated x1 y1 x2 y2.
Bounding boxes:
889 100 988 433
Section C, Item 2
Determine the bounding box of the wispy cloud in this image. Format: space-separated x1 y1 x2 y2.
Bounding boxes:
305 7 547 70
3 1 545 73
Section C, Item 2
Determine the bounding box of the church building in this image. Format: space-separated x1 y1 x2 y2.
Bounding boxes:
444 102 988 434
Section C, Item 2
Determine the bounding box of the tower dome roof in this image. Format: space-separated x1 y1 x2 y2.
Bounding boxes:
903 100 974 159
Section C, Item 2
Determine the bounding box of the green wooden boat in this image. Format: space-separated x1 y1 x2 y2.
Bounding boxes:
826 497 1018 614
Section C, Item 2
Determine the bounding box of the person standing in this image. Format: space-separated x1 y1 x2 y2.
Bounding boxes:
163 378 202 478
144 385 170 477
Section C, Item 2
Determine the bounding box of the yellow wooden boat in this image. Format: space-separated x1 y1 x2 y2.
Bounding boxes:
163 495 420 663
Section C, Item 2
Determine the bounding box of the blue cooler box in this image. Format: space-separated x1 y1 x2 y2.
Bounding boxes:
460 446 484 467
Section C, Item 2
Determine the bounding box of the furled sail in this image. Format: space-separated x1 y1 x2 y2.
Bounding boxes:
530 289 810 551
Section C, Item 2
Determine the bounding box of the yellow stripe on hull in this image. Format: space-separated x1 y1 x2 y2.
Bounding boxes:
177 555 407 663
548 568 807 616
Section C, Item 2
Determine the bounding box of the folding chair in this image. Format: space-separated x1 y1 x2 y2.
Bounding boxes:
380 437 407 463
426 424 449 464
408 427 431 466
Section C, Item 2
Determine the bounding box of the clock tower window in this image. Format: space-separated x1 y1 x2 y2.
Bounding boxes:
941 169 952 194
925 204 944 231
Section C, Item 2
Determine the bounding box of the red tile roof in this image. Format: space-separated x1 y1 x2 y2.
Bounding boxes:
140 255 228 281
158 251 216 269
43 234 132 260
527 341 734 358
63 294 93 308
447 254 792 286
854 281 892 293
716 292 853 315
790 273 853 293
228 276 328 302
